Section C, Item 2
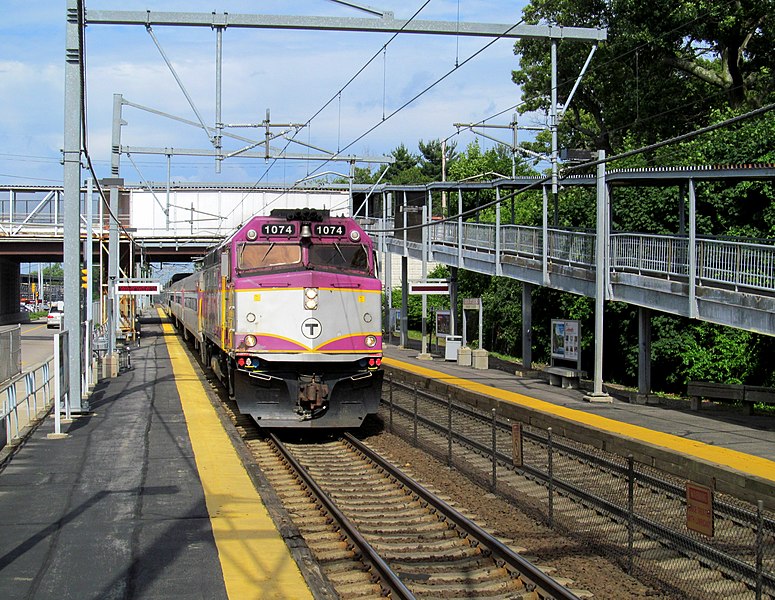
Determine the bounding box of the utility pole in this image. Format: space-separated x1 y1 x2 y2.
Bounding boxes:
63 0 84 412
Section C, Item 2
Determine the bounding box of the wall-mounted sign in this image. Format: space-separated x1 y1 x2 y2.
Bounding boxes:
686 482 714 537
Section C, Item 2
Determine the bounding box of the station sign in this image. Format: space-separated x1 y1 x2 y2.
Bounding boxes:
462 298 481 310
409 280 449 295
116 281 161 296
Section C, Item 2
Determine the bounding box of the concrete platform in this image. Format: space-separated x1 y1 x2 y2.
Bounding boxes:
382 343 775 510
0 314 314 600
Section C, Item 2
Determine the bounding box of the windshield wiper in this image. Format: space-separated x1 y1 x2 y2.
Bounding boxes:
331 243 347 265
261 243 275 262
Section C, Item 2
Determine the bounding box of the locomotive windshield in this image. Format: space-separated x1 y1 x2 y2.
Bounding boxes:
238 243 302 271
308 243 369 274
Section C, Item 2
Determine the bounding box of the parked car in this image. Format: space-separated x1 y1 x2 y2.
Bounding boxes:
47 302 64 329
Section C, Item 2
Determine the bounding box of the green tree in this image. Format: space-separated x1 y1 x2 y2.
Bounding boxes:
418 139 458 181
513 0 775 153
43 264 64 278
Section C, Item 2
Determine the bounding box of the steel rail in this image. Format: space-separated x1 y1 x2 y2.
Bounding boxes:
343 432 583 600
389 378 775 531
268 433 415 600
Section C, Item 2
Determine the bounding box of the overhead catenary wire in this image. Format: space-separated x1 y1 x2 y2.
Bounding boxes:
300 16 527 184
66 0 757 245
220 0 435 224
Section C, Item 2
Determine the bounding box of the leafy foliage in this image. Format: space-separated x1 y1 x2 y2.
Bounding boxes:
375 0 775 390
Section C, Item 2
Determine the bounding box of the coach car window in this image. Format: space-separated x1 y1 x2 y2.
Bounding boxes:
308 243 369 273
238 243 301 271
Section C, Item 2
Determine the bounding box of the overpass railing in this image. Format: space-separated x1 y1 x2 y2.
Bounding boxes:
429 222 775 294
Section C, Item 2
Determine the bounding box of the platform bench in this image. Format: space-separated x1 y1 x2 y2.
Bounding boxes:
544 366 586 390
687 381 775 416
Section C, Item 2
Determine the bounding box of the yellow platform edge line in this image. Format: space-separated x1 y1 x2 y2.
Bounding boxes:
157 308 313 600
383 356 775 484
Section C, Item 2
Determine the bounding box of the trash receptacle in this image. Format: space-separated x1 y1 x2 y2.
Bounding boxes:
445 335 462 361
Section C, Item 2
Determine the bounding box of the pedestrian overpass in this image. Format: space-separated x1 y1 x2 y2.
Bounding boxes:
1 165 774 401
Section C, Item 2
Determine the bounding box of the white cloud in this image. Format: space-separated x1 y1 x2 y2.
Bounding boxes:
0 1 533 185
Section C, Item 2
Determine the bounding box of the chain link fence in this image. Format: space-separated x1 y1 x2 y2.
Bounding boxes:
383 375 775 600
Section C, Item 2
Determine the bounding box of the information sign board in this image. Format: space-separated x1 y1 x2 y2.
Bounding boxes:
410 281 449 294
551 319 580 361
436 310 451 337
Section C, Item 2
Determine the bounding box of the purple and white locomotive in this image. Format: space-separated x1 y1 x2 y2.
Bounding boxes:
166 208 383 427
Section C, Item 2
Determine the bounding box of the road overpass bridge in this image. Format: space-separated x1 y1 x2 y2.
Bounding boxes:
0 182 355 323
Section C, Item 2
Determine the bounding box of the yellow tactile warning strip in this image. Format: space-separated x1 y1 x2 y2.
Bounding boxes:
383 357 775 484
157 308 313 600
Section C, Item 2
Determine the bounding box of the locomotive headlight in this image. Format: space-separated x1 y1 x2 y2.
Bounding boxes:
364 335 377 348
304 287 318 310
246 228 257 241
349 230 361 242
244 334 257 347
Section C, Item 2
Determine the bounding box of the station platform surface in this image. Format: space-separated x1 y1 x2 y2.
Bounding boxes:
0 314 313 600
382 342 775 483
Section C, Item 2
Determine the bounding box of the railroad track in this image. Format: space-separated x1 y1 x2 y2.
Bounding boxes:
383 377 775 600
260 431 584 599
207 380 586 599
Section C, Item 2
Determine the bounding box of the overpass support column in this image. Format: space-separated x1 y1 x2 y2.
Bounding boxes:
449 266 458 337
0 258 22 325
521 283 533 370
636 307 658 405
400 256 408 348
585 149 612 403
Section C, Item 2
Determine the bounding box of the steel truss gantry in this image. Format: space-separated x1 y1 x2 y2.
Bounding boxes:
63 0 606 414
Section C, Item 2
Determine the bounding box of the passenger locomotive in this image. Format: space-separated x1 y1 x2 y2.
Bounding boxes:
165 208 383 427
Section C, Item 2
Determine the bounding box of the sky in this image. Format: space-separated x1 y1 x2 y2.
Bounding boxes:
0 0 535 189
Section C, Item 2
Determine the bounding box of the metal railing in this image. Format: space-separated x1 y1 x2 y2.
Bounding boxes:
430 221 775 294
1 358 53 448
